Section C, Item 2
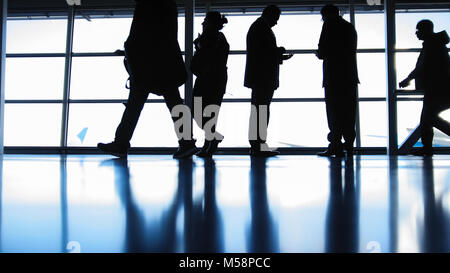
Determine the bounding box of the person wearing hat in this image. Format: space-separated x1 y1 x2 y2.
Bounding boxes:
191 11 230 157
244 5 293 157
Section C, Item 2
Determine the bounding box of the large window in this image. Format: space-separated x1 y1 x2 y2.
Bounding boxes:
3 7 450 149
5 17 67 147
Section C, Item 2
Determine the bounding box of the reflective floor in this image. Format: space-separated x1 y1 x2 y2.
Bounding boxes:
0 154 449 253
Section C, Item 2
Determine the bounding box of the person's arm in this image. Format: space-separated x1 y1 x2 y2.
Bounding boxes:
317 24 328 60
399 51 424 88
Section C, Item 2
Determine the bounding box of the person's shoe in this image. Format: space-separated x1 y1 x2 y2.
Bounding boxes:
174 140 197 159
97 142 129 158
411 148 433 156
250 143 280 157
317 145 344 157
251 149 280 157
344 146 354 157
196 140 211 158
206 138 223 155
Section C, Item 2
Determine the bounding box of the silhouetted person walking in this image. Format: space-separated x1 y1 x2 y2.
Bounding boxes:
191 11 229 157
244 5 293 157
399 20 450 156
316 4 359 157
98 1 197 159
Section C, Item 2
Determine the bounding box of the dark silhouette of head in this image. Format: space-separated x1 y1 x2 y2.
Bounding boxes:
262 5 281 28
416 19 434 41
321 4 340 22
202 11 228 32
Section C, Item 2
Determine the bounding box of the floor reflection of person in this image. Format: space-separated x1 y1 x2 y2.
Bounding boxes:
325 158 359 253
420 158 449 252
247 157 279 252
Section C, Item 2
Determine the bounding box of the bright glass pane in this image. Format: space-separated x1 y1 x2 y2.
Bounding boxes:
132 103 179 147
224 55 250 99
4 104 62 146
397 101 422 145
397 102 450 147
396 52 421 90
70 56 185 100
269 102 329 147
355 13 385 49
220 15 259 51
70 57 129 100
68 103 124 146
357 53 386 98
275 13 324 50
5 57 65 100
73 16 186 53
396 11 450 49
276 54 324 98
213 102 250 147
212 102 329 147
6 19 67 53
68 103 179 147
73 17 132 53
225 54 324 99
359 102 387 147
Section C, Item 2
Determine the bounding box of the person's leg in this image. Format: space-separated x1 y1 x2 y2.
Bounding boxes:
342 87 357 155
163 86 187 139
432 102 450 137
249 87 277 156
419 100 434 154
319 87 344 156
197 92 226 157
249 87 275 150
98 89 149 157
163 86 197 158
114 90 150 147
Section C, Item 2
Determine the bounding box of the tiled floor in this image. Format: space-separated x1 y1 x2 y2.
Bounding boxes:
0 154 449 253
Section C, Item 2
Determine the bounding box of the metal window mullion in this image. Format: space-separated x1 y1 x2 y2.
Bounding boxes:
385 0 398 155
60 6 75 148
0 0 7 154
349 0 361 148
185 1 195 109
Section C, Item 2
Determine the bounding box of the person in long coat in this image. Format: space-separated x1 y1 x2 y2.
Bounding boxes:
98 0 197 158
244 5 292 157
316 4 359 157
191 11 229 157
399 19 450 156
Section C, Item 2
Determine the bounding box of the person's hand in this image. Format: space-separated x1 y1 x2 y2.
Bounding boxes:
315 50 322 59
114 49 125 56
282 53 294 61
399 78 411 88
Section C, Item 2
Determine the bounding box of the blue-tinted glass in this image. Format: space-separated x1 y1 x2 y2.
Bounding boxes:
396 11 450 49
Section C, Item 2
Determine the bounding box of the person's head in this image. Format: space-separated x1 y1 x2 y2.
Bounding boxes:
202 11 228 33
320 4 340 22
416 19 434 40
262 5 281 27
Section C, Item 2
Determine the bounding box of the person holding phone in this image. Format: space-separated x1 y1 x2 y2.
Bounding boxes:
244 5 293 157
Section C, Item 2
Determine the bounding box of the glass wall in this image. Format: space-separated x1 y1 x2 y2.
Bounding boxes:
5 17 67 147
3 7 450 149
